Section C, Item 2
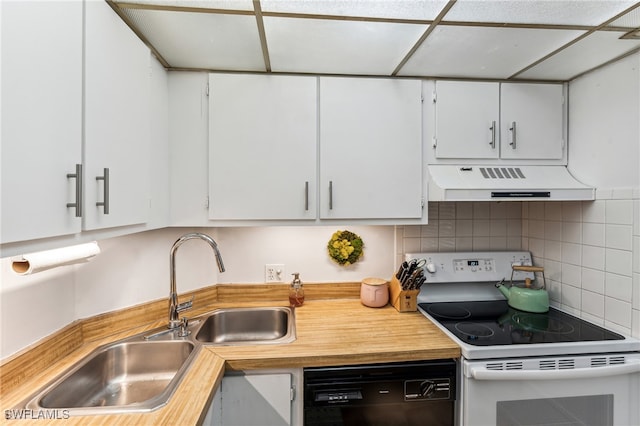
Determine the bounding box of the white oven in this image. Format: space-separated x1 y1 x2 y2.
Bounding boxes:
408 251 640 426
462 353 640 426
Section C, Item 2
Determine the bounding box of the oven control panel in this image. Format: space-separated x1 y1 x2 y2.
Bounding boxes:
405 251 534 283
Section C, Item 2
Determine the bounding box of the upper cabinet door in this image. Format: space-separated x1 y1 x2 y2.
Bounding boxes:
434 81 500 159
500 83 564 160
319 77 423 220
84 0 151 231
208 74 317 220
1 1 83 243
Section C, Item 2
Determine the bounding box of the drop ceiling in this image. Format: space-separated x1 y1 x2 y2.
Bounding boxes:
110 0 640 81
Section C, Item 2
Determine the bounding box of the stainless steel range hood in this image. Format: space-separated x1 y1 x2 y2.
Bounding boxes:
427 165 595 201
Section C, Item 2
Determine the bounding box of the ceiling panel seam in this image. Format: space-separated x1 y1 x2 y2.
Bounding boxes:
509 2 640 79
253 0 271 72
392 0 457 76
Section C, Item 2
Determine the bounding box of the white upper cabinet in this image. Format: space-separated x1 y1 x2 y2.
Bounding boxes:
319 77 423 220
500 83 564 160
432 81 565 161
208 74 317 220
1 1 83 244
433 81 500 159
83 0 151 231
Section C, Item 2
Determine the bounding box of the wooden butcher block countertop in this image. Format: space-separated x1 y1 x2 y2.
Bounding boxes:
1 283 460 425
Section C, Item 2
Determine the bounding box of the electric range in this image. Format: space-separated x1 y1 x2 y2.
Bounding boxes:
407 251 640 359
408 251 640 426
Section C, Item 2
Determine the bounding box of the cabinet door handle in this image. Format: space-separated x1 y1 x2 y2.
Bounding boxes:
329 181 333 210
96 167 110 214
509 121 517 149
489 121 496 149
304 181 309 211
66 163 83 218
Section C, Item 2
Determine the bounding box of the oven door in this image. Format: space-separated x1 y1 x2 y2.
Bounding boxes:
461 353 640 426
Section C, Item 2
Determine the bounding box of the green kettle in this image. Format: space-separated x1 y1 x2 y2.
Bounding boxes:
495 265 549 313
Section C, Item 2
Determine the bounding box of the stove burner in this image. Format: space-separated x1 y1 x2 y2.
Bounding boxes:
427 304 471 320
454 322 495 341
512 313 575 334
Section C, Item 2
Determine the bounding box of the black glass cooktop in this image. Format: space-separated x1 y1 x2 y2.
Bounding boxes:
419 300 625 346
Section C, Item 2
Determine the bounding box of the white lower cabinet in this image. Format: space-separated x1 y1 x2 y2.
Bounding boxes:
203 369 303 426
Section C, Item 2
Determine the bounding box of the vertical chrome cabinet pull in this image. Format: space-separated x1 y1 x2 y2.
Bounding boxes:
329 181 333 210
304 181 309 211
66 163 83 217
96 167 110 214
489 121 496 149
509 121 517 149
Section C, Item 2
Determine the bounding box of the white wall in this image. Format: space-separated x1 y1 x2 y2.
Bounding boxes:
523 53 640 338
0 225 394 360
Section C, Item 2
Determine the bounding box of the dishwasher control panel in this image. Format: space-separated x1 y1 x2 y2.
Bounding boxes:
405 378 451 401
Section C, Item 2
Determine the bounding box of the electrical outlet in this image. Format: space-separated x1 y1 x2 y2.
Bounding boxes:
265 264 285 283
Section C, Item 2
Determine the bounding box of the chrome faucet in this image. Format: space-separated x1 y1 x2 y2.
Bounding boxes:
168 232 225 330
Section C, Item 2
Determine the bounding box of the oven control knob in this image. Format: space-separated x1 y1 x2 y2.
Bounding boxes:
425 263 436 274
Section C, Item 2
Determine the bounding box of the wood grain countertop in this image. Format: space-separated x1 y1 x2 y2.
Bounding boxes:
1 287 460 426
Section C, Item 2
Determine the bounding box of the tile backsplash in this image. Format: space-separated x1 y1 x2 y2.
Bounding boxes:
399 195 639 339
397 201 523 262
522 192 639 338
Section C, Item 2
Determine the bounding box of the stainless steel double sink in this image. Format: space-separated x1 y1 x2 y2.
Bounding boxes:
19 306 295 416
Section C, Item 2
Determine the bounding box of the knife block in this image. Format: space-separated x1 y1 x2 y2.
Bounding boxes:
389 276 419 312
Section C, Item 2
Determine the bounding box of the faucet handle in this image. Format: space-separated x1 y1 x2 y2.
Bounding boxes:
176 295 194 314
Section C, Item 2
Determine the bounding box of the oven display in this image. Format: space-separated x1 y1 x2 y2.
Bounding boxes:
453 259 494 272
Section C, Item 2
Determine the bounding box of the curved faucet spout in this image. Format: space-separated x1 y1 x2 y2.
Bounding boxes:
169 232 225 329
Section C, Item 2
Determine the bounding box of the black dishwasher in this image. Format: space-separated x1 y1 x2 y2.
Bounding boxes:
303 359 456 426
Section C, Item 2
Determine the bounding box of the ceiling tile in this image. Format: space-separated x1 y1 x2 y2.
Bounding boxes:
264 17 428 75
518 30 640 80
443 0 638 26
398 25 585 79
261 0 449 20
608 5 640 27
121 8 265 70
114 0 254 11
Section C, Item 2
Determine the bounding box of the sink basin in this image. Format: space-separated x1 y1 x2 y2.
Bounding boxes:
195 306 296 345
22 339 197 415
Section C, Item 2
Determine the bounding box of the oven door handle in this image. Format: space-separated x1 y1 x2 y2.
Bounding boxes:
468 360 640 381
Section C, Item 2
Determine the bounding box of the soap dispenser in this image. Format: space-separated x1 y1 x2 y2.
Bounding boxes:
289 272 304 307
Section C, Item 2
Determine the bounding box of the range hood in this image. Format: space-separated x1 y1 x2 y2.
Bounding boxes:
427 165 595 201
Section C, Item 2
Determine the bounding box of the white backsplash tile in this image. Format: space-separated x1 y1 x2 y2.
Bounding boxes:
544 220 563 241
581 290 604 318
561 221 582 244
438 219 455 237
604 296 632 329
582 222 605 247
545 202 563 221
544 240 562 262
605 224 633 250
562 263 582 288
582 267 605 293
634 272 640 310
582 200 606 223
606 199 634 225
605 248 633 276
562 284 581 309
472 202 491 219
561 242 582 266
455 202 473 219
605 272 633 300
562 201 582 222
456 220 473 237
582 245 605 271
